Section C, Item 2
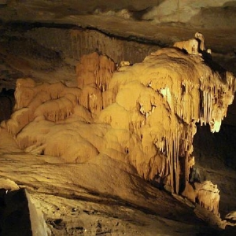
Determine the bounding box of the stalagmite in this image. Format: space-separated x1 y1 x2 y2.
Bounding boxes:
182 181 220 216
76 52 116 115
173 31 205 55
2 34 235 217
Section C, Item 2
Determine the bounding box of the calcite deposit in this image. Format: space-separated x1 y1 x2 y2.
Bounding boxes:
183 181 220 216
1 35 235 216
173 32 206 55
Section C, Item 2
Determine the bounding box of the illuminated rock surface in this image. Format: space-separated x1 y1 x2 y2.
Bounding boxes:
1 38 236 234
0 1 236 235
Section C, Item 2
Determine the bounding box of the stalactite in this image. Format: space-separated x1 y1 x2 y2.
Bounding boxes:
2 36 235 216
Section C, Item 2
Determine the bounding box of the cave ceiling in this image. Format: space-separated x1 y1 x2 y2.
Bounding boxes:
0 0 236 125
0 0 236 53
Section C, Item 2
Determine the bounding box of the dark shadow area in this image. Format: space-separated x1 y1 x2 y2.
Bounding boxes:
0 189 31 236
193 124 236 216
0 89 14 122
202 52 229 84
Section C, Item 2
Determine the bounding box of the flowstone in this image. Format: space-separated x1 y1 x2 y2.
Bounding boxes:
2 35 235 217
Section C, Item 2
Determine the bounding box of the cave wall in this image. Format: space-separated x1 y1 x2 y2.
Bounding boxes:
0 0 235 227
0 0 236 89
0 25 160 90
25 27 160 64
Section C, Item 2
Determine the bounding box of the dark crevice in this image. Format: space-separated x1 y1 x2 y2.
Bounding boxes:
0 88 15 122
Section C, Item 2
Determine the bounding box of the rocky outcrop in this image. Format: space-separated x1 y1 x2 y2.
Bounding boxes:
0 185 50 236
1 36 235 215
183 181 220 216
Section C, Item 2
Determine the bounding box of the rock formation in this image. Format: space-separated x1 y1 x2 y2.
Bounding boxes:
173 32 206 55
0 186 50 236
76 52 116 115
183 181 220 216
1 34 235 217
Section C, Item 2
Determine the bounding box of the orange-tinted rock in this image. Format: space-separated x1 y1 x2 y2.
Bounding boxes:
2 42 235 208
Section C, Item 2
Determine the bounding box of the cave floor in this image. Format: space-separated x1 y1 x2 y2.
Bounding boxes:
0 128 230 236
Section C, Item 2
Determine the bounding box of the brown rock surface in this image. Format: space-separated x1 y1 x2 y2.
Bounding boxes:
0 2 236 233
1 41 235 225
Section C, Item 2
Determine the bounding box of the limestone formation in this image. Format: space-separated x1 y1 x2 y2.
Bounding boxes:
195 32 205 51
196 181 220 216
173 38 200 55
173 32 206 55
183 181 220 216
76 52 116 115
1 38 235 216
225 211 236 221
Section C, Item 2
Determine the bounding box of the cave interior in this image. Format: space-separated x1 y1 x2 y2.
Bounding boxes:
1 1 236 236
